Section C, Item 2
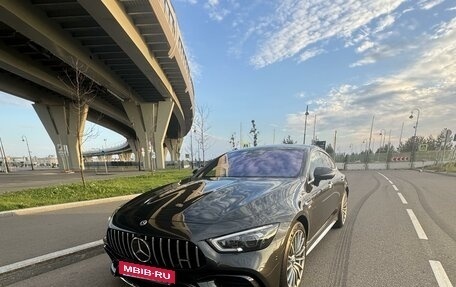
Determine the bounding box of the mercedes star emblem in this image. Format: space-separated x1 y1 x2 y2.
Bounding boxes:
130 237 151 263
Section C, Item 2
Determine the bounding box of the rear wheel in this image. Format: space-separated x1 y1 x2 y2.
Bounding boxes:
334 191 348 228
281 222 306 287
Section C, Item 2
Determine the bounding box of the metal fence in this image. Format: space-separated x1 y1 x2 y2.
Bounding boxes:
335 149 456 170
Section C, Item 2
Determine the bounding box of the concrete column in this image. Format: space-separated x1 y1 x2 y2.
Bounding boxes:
123 100 174 170
123 102 155 170
165 138 183 162
33 102 88 171
154 99 174 169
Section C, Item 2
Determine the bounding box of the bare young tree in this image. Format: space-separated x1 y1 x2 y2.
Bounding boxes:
61 59 97 187
250 120 259 147
193 105 211 163
283 135 296 144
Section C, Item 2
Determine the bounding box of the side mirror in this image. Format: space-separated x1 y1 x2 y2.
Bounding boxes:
313 167 335 186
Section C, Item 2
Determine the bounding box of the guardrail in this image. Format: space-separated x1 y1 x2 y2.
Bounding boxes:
156 0 194 96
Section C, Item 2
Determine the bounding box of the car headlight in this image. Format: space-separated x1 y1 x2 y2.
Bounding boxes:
107 204 124 224
208 223 279 253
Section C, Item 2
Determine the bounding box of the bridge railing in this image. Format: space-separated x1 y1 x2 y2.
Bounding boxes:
156 0 194 97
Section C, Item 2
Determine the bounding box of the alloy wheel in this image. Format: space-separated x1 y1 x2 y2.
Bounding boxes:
286 229 306 287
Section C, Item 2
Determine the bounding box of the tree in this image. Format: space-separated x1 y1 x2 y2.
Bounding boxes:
61 59 97 187
436 128 453 150
325 144 334 155
376 143 396 154
229 133 237 150
398 136 426 152
193 105 211 163
283 135 296 144
250 120 259 146
425 135 438 150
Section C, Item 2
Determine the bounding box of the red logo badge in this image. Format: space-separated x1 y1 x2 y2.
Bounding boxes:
119 261 176 284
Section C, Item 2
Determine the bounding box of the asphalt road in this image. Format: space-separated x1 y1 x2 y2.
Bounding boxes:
5 170 456 287
0 168 145 194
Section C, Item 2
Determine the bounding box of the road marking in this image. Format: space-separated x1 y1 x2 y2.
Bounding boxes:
392 184 399 191
406 209 428 240
397 193 408 204
0 240 103 274
429 260 454 287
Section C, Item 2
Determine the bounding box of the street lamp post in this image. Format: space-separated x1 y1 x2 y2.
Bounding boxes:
378 129 386 161
409 108 421 168
302 105 309 144
22 136 34 171
190 129 194 169
103 138 108 174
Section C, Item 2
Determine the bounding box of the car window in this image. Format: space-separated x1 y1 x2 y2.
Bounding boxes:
320 152 335 169
199 148 306 178
309 150 334 180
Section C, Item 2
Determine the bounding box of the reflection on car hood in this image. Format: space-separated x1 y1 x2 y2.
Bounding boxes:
112 178 299 240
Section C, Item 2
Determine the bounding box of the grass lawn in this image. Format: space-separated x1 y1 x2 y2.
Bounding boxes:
425 162 456 173
0 169 191 212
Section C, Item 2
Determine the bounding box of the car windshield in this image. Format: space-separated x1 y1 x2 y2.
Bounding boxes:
200 148 306 178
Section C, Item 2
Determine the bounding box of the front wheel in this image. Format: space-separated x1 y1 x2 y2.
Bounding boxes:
281 222 306 287
334 191 348 228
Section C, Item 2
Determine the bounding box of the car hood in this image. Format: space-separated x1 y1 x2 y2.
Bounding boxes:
111 178 299 240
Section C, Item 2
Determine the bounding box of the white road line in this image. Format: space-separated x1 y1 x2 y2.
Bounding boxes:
392 184 399 191
406 209 428 240
0 240 103 274
397 193 408 204
429 260 454 287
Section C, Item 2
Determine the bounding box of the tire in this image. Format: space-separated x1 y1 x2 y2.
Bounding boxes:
280 222 306 287
334 190 348 228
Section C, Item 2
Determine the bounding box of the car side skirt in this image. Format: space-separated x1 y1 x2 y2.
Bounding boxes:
306 218 337 255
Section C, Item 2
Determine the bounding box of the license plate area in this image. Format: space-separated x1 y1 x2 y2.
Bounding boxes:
119 261 176 284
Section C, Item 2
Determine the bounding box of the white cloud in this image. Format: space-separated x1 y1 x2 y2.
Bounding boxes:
418 0 445 10
286 18 456 146
249 0 406 68
349 56 376 67
356 41 375 53
298 48 324 63
374 14 396 33
0 92 32 108
203 0 236 22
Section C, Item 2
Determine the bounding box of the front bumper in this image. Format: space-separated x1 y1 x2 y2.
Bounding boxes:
104 223 290 287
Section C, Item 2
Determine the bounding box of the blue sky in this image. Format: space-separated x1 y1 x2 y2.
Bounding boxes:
0 0 455 158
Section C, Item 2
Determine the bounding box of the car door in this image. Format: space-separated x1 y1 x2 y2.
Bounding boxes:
307 151 338 239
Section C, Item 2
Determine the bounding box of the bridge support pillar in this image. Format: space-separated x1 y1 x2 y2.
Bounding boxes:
123 99 173 170
33 102 88 171
154 99 174 169
165 138 182 162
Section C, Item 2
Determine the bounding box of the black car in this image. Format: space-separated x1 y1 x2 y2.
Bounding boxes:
104 145 349 287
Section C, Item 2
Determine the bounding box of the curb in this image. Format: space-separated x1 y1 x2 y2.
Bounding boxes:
0 240 104 286
0 194 140 218
421 169 456 177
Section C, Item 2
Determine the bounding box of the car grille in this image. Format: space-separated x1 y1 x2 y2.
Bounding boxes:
106 228 205 270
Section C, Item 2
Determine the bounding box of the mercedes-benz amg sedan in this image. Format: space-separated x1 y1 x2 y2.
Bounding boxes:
104 145 349 287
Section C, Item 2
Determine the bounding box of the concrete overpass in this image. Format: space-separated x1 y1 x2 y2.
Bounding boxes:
0 0 194 170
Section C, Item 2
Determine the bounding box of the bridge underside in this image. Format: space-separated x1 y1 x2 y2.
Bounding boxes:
0 0 194 170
